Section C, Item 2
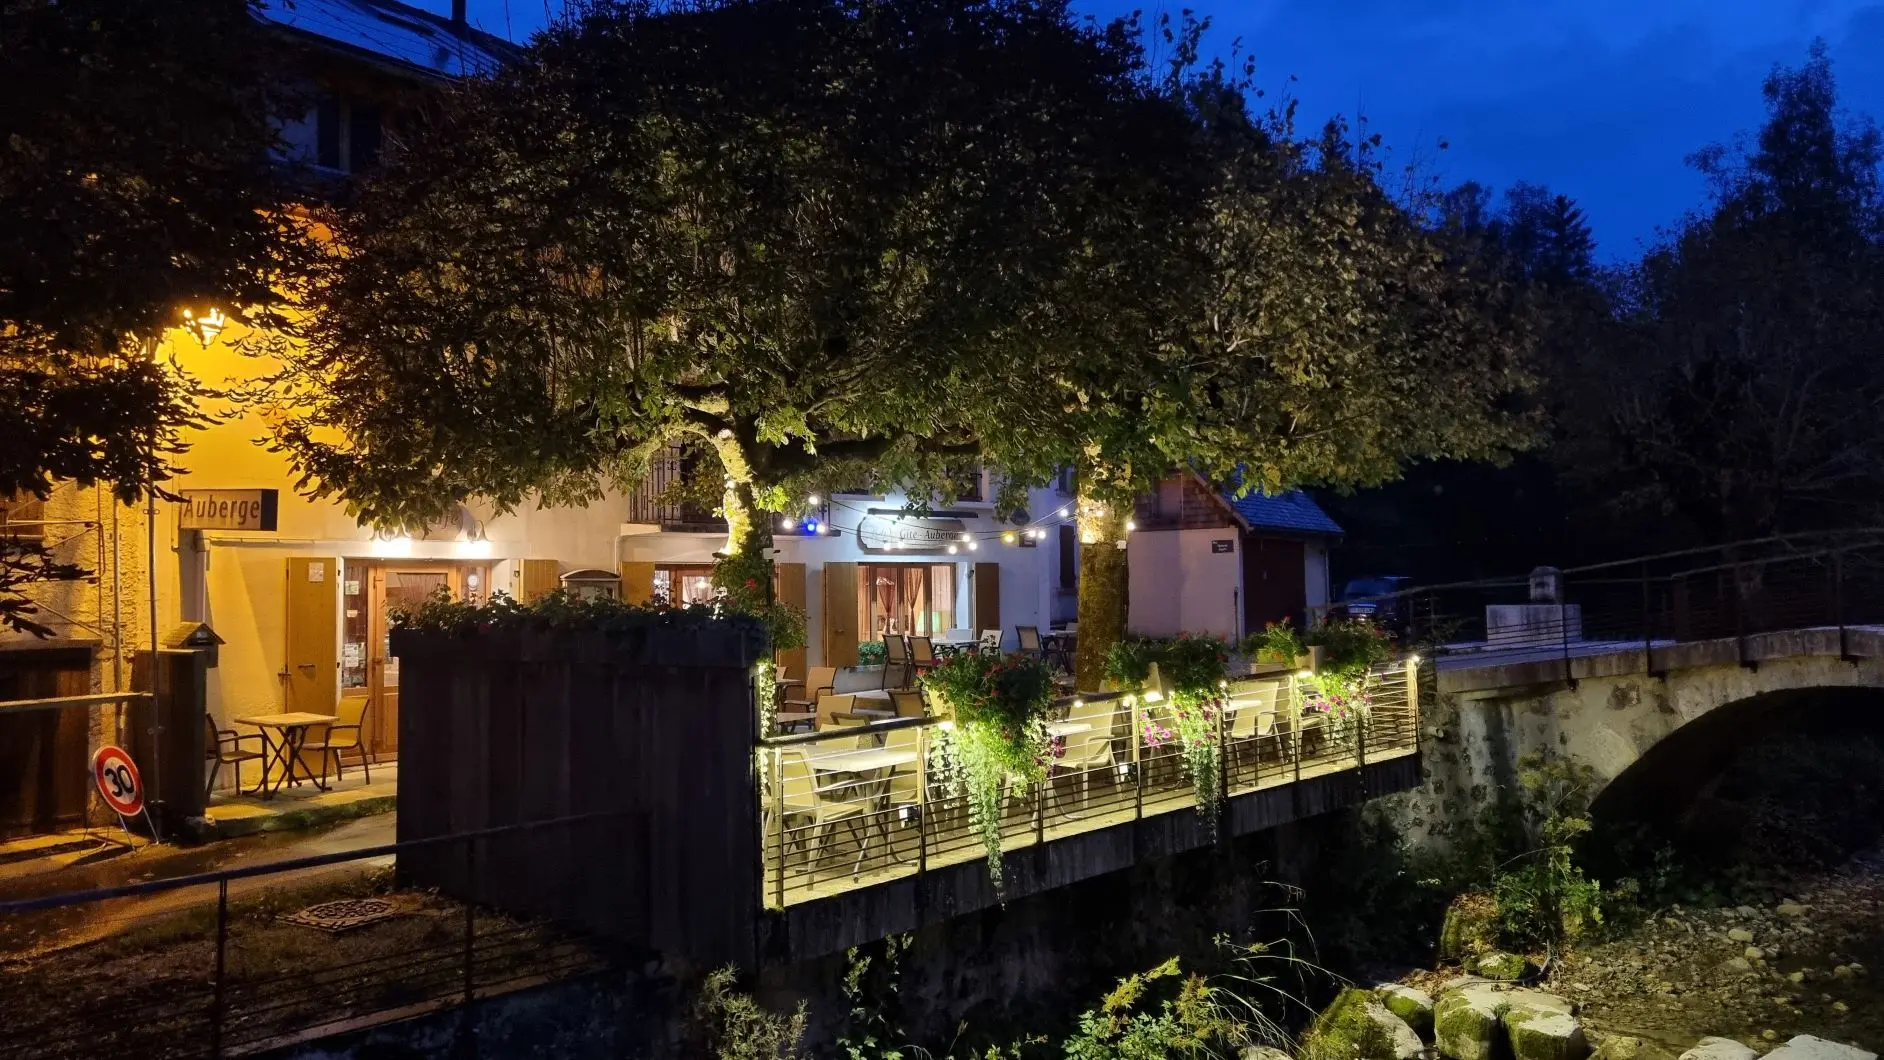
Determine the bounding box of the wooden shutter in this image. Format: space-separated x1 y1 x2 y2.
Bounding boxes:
822 562 859 667
774 562 807 682
974 562 1001 635
619 561 656 605
519 559 561 603
285 557 339 716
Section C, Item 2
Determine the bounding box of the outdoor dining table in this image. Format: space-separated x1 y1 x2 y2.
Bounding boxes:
232 711 336 798
804 745 919 772
773 710 816 733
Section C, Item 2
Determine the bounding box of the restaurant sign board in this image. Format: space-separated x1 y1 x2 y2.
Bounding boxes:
856 514 968 555
179 489 279 532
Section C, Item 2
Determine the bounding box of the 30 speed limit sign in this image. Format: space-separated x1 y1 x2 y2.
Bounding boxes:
91 745 146 817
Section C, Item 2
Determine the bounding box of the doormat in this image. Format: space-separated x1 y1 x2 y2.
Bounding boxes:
279 896 406 933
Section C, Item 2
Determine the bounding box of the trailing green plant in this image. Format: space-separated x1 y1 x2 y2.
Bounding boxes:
858 639 888 666
922 652 1055 888
1304 617 1395 681
1105 633 1231 828
688 966 807 1060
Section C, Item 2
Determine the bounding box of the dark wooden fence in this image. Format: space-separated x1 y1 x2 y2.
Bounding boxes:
391 623 765 968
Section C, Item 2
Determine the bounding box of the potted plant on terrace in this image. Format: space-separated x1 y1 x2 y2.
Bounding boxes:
922 651 1055 889
1103 632 1231 830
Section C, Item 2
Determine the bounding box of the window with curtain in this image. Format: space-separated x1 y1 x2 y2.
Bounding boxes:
859 564 956 640
654 565 717 606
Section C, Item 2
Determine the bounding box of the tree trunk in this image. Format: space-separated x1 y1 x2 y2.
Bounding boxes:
1072 481 1131 692
708 433 771 560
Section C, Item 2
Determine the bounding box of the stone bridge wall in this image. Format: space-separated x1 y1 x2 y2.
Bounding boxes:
1384 627 1884 850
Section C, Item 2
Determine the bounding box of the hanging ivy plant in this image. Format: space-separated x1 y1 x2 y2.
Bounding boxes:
1103 632 1230 829
921 651 1055 889
1294 618 1396 745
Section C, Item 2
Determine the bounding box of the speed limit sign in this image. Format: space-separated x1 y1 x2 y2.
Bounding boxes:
91 746 146 817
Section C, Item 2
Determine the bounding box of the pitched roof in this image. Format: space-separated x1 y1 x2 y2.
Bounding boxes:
1219 486 1344 538
258 0 515 80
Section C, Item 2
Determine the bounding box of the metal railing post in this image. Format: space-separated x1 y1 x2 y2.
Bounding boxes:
1291 675 1303 786
916 727 928 879
1215 692 1229 802
1835 549 1851 660
1131 696 1144 822
1639 562 1655 675
210 877 228 1059
770 748 786 909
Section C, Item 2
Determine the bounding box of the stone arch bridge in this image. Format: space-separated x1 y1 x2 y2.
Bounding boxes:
1362 532 1884 838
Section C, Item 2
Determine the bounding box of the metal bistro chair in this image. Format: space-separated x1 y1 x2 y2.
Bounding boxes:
305 697 372 786
204 712 266 798
815 691 858 730
908 635 938 676
889 688 928 719
978 628 1003 654
883 635 912 689
784 666 837 716
1015 625 1043 658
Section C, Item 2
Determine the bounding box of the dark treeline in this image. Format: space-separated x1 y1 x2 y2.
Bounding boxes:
1322 43 1884 584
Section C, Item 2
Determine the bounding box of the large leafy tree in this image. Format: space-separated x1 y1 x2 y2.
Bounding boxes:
1580 44 1884 543
0 0 312 634
274 0 1198 566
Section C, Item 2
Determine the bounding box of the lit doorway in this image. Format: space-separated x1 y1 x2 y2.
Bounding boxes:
339 560 489 760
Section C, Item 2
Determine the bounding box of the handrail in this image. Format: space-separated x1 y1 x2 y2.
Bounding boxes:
0 810 636 915
0 691 152 715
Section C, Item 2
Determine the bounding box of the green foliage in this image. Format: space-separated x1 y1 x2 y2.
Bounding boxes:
387 585 768 645
1063 959 1244 1060
1242 620 1305 665
1304 618 1396 682
1102 634 1231 827
1489 754 1605 949
713 548 807 652
923 652 1055 887
689 966 807 1060
837 935 913 1060
1 0 314 635
857 640 888 667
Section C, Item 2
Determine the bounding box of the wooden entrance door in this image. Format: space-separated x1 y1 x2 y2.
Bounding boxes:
338 561 488 761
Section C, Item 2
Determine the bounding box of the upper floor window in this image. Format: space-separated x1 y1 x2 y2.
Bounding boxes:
0 493 45 544
280 91 383 175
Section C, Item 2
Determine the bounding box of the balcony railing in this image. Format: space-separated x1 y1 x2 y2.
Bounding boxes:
625 447 726 533
755 664 1418 909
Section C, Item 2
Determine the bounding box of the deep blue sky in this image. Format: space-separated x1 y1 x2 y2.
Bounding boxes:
436 0 1884 259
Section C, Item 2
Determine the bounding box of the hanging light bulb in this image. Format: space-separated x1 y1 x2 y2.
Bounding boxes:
946 545 958 555
967 541 978 551
1002 531 1017 545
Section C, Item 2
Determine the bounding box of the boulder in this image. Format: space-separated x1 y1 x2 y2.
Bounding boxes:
1507 1012 1590 1060
1677 1038 1757 1060
1776 902 1807 917
1434 985 1507 1060
1376 984 1435 1038
1727 928 1754 943
1300 987 1424 1060
1502 989 1575 1018
1592 1035 1645 1060
1762 1037 1878 1060
1441 893 1501 962
1476 952 1529 981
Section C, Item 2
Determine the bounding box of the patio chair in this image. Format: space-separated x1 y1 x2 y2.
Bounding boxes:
305 697 372 786
883 635 911 689
777 748 877 878
1226 683 1277 780
815 691 857 729
978 629 1003 653
889 689 928 719
204 712 265 798
908 636 938 675
1015 625 1043 658
1052 697 1117 809
885 725 923 807
784 666 836 714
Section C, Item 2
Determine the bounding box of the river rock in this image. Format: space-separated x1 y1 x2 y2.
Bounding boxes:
1300 987 1423 1060
1727 928 1754 943
1375 984 1434 1037
1507 1012 1590 1060
1677 1038 1757 1060
1441 894 1500 962
1434 985 1506 1060
1762 1037 1878 1060
1476 952 1528 981
1776 902 1807 917
1241 1048 1294 1060
1592 1035 1644 1060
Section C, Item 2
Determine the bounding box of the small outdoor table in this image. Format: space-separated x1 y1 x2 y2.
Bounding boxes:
233 712 337 798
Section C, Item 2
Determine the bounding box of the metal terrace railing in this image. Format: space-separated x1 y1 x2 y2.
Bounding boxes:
755 664 1420 908
1317 530 1884 674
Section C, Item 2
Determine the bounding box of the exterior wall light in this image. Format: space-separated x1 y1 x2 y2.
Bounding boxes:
181 307 227 347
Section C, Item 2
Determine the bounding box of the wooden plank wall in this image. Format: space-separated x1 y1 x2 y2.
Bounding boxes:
393 629 761 967
0 646 94 838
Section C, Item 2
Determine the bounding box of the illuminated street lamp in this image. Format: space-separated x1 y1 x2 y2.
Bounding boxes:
181 307 227 347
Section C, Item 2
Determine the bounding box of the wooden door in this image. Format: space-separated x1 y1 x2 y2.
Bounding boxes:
1241 537 1306 635
371 565 461 758
822 561 859 667
619 561 656 605
973 562 1001 635
774 562 807 683
518 559 561 603
285 557 340 717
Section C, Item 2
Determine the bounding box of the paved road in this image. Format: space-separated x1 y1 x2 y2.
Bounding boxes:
0 814 397 959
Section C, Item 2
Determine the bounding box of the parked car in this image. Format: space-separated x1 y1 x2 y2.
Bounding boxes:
1334 575 1413 633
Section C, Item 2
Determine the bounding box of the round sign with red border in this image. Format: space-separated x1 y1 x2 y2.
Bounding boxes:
91 746 145 817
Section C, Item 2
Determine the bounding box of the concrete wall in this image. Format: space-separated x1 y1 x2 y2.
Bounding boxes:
1126 528 1242 638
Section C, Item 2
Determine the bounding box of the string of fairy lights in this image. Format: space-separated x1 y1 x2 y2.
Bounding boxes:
770 494 1137 554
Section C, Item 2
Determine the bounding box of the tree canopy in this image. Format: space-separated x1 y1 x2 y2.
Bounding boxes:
275 0 1202 555
0 0 311 633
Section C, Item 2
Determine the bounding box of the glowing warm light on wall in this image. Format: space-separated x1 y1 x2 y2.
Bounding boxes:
181 307 227 347
458 537 494 559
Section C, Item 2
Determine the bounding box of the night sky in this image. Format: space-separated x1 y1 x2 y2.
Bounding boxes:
438 0 1884 259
